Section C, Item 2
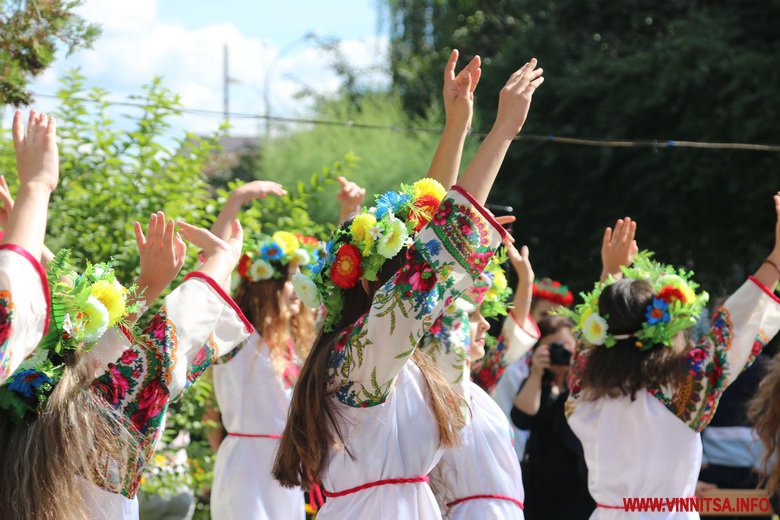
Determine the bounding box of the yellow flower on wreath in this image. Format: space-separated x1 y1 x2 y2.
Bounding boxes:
90 280 128 326
412 178 446 202
351 213 378 256
272 231 300 256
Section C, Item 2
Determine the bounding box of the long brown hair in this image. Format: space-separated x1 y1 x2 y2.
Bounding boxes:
0 354 136 520
273 244 465 489
581 278 690 400
233 264 315 371
749 352 780 493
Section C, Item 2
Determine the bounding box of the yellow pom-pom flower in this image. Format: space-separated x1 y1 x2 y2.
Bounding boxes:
90 280 128 326
412 178 446 202
272 231 300 256
351 213 378 256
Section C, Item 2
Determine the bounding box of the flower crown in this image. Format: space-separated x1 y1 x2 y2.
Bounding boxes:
560 252 709 351
460 248 513 319
532 278 574 307
0 250 139 423
292 178 447 332
237 231 322 282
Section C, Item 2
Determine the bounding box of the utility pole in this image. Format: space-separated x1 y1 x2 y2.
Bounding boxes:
223 44 229 124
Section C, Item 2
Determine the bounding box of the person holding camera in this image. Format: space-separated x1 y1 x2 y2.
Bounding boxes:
510 315 595 519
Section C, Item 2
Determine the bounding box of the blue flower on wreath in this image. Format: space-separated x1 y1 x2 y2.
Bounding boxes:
261 242 284 261
376 191 411 219
645 298 671 325
8 370 52 398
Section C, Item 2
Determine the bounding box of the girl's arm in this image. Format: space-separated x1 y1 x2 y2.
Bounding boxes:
426 49 481 189
91 221 251 498
657 193 780 432
210 180 286 242
329 60 544 407
472 243 540 392
457 59 543 204
512 346 548 419
336 176 366 224
0 111 58 383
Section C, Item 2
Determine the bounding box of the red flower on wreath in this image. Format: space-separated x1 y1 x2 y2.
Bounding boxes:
296 234 319 246
237 254 252 279
331 244 363 289
410 195 442 232
657 285 687 304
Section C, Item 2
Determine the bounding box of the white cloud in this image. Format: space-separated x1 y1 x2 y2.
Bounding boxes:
4 0 388 138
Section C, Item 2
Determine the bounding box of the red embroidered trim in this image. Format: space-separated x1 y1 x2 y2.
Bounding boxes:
451 185 508 240
511 311 540 338
447 494 524 510
183 272 254 333
0 243 51 333
323 475 429 498
226 432 281 439
748 275 780 305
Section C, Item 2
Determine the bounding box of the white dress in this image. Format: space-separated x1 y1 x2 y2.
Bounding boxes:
433 383 526 519
316 186 505 520
567 277 780 519
0 244 50 383
83 272 253 519
211 332 306 520
491 352 532 459
422 303 537 519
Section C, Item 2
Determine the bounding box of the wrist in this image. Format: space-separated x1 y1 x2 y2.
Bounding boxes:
228 190 249 207
488 121 521 142
443 120 470 138
135 275 165 303
18 182 53 198
767 250 780 266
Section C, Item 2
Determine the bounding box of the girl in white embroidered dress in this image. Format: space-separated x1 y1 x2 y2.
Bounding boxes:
566 211 780 519
273 56 544 520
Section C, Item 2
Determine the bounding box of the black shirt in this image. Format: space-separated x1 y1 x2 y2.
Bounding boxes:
511 376 595 519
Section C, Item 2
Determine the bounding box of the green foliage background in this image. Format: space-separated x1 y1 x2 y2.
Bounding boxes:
386 0 780 297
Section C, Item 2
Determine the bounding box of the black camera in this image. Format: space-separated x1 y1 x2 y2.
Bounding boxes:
548 342 572 366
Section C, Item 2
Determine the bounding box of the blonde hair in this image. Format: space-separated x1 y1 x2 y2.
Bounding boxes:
232 270 315 373
0 353 136 520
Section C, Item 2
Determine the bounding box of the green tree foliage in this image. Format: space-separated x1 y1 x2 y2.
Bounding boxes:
386 0 780 296
0 0 100 106
36 69 218 285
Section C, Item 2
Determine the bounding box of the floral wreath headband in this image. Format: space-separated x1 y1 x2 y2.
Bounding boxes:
533 278 574 307
0 250 139 423
237 231 323 282
559 252 709 351
293 178 447 332
459 248 513 319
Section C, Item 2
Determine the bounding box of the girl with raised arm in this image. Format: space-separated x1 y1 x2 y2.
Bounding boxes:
207 179 363 520
422 241 539 520
273 55 542 520
563 210 780 518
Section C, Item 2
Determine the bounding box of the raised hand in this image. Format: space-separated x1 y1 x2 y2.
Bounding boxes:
492 59 544 140
211 180 285 242
755 192 780 289
179 219 243 288
231 180 286 204
443 49 481 132
337 176 366 223
0 176 14 229
13 110 59 191
506 240 534 321
134 212 187 306
600 217 638 281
